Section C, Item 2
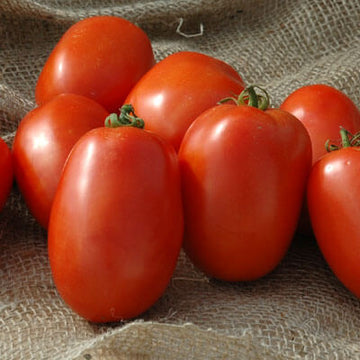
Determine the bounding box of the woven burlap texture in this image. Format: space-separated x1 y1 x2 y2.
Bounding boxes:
1 0 360 359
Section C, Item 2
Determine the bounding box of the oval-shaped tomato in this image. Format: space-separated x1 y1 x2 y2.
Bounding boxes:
178 96 312 281
35 16 154 113
48 126 183 322
280 84 360 164
124 51 245 151
307 132 360 298
12 93 109 229
0 138 13 211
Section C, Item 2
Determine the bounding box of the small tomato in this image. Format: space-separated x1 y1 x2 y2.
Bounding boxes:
281 84 360 236
125 51 245 151
280 84 360 164
36 16 155 112
12 93 109 228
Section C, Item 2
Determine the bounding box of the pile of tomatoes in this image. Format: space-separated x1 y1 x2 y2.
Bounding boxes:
1 15 360 323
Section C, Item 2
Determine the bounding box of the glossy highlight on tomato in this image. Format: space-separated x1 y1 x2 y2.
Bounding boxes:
48 125 184 322
125 51 245 151
179 91 312 281
12 93 109 228
36 16 155 112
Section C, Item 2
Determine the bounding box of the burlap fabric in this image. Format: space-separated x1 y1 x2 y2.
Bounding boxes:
1 0 360 359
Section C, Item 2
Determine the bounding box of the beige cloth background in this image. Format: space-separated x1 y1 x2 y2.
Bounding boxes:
1 0 360 359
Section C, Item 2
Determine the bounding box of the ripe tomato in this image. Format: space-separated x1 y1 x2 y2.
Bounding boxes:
48 114 183 322
35 16 154 113
178 88 312 281
12 93 109 229
281 84 360 236
280 84 360 164
124 51 245 151
0 138 13 211
307 129 360 298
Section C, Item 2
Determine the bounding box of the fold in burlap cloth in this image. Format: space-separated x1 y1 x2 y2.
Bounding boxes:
1 1 360 359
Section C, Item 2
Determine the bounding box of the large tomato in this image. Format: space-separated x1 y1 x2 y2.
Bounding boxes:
124 51 245 151
0 138 13 211
307 129 360 298
178 88 312 281
48 112 183 322
35 16 154 113
280 84 360 164
12 93 109 229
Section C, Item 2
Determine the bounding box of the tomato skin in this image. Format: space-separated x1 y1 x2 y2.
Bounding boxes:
0 138 13 211
35 16 154 113
48 126 183 322
125 51 245 151
178 104 312 281
12 93 109 229
280 84 360 164
307 147 360 298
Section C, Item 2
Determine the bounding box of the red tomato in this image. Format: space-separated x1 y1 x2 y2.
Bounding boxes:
48 124 183 322
124 51 245 151
35 16 154 113
178 90 312 281
307 129 360 298
0 138 13 211
280 84 360 164
12 93 109 229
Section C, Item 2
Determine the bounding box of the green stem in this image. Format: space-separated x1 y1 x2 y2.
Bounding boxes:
218 85 270 110
340 127 351 148
105 104 145 129
325 127 360 152
240 86 258 108
352 132 360 146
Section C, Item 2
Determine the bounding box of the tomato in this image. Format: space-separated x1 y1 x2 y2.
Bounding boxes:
124 51 245 151
35 16 154 113
178 87 312 281
48 111 183 322
281 84 360 236
307 129 360 298
0 138 13 211
12 93 109 229
280 84 360 165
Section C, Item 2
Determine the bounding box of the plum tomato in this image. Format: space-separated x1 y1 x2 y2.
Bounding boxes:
12 93 109 228
35 16 155 113
125 51 245 151
48 106 184 322
178 87 312 281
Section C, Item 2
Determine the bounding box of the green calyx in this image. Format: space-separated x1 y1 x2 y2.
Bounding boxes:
218 85 270 111
325 127 360 152
105 104 145 129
